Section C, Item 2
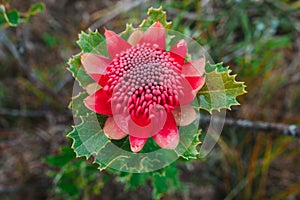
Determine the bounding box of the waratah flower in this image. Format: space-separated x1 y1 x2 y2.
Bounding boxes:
81 21 205 153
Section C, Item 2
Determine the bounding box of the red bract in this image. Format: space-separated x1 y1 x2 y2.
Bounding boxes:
81 21 205 152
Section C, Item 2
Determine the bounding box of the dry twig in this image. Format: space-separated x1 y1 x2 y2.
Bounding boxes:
200 115 300 139
1 107 299 139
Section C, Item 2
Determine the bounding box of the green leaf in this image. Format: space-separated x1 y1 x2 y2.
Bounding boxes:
77 30 108 56
139 137 161 153
152 173 169 199
74 114 176 172
127 173 148 189
176 129 202 160
69 91 92 117
68 114 110 159
93 139 177 172
28 2 45 16
205 62 229 73
6 9 19 26
175 120 202 160
115 164 181 199
117 172 149 190
0 3 44 28
44 146 76 167
197 62 247 113
57 177 81 198
152 164 181 199
139 6 172 29
119 23 135 40
93 124 200 172
68 54 94 87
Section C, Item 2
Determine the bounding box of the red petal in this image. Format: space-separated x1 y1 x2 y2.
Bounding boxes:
128 104 167 138
149 104 167 136
111 113 130 133
84 89 112 115
153 113 179 149
184 77 205 91
104 28 131 59
182 57 205 76
177 76 195 105
139 21 165 50
103 117 127 140
81 53 111 83
129 135 148 153
172 105 197 126
182 57 206 91
128 116 152 139
130 111 151 127
170 39 187 65
127 28 143 46
99 74 110 87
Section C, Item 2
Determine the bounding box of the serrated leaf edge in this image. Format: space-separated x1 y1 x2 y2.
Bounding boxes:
175 129 202 160
198 69 247 113
139 6 172 28
67 115 110 161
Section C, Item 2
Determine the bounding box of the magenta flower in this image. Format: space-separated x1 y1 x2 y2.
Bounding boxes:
81 21 205 152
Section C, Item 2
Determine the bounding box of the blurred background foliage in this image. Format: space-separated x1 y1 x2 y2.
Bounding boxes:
0 0 299 199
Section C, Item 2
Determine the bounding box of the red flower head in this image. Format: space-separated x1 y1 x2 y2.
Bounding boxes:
81 21 205 152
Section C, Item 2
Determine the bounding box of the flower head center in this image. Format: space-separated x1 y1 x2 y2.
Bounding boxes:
105 43 185 122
